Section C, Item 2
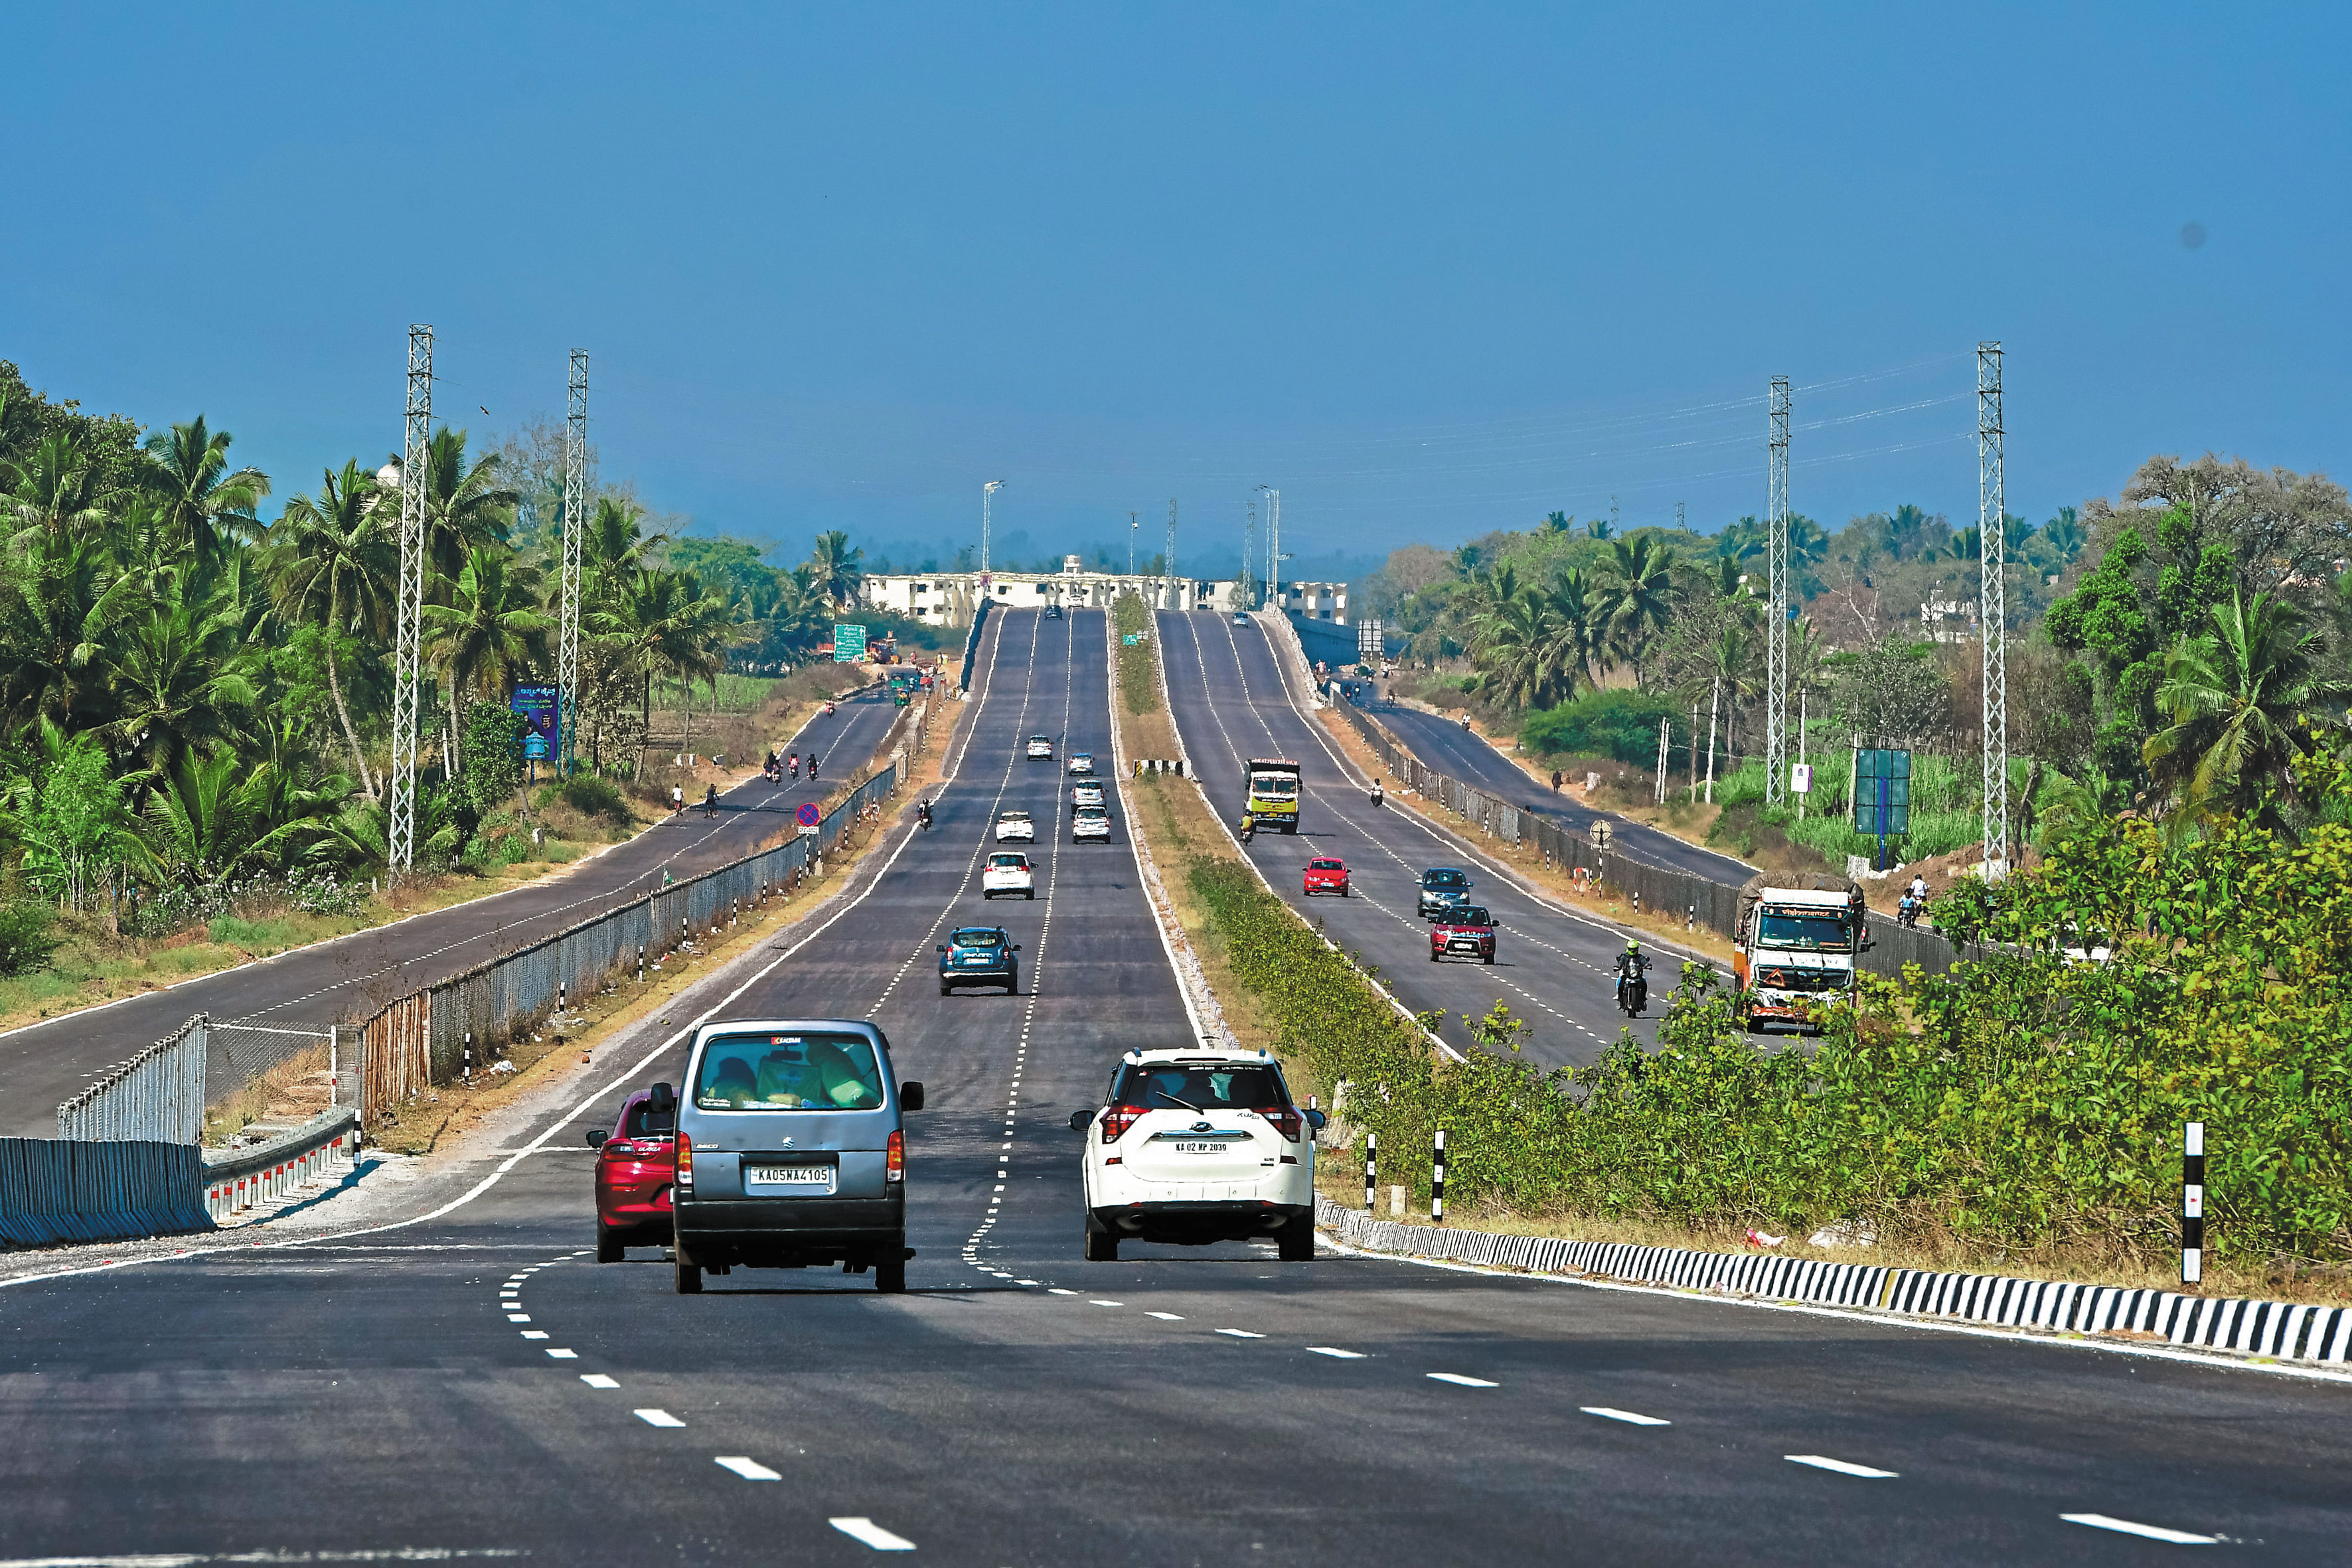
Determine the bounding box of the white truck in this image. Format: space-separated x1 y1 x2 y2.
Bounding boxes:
1732 874 1869 1035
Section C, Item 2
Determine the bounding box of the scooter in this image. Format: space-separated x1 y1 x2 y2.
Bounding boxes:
1615 971 1648 1017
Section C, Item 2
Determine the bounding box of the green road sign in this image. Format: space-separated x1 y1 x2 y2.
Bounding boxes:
833 623 868 663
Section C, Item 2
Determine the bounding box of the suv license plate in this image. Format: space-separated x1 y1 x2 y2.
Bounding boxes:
747 1166 836 1192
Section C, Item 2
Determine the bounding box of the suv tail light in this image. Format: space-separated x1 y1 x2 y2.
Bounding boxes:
1101 1105 1146 1143
674 1132 693 1192
1260 1107 1302 1142
886 1129 904 1182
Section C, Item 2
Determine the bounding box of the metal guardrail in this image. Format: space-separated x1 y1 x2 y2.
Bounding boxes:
201 1107 356 1221
1330 700 1962 980
58 1015 208 1143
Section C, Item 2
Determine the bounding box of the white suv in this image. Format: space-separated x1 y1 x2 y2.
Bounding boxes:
1068 1048 1322 1261
982 852 1034 900
994 810 1035 842
1026 735 1054 760
1066 752 1096 776
1071 805 1111 842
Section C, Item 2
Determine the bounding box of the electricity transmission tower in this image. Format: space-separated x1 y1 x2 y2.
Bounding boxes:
1978 342 2009 877
1764 376 1791 809
559 349 588 777
389 325 432 874
981 480 1004 579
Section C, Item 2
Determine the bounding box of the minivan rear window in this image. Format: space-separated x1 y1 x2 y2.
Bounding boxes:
1113 1061 1290 1112
693 1032 885 1111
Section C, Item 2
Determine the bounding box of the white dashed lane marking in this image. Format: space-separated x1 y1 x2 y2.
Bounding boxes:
1306 1346 1366 1359
2060 1514 2221 1545
1427 1373 1498 1388
830 1517 917 1551
716 1456 783 1480
1215 1328 1267 1339
580 1374 619 1389
1583 1407 1670 1426
635 1409 686 1427
1786 1454 1898 1478
544 1348 578 1360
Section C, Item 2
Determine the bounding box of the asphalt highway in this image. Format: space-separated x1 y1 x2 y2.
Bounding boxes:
0 686 899 1135
3 607 2347 1563
1159 610 1665 1066
1358 692 1757 887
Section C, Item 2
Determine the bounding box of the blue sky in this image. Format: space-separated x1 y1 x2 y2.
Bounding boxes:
5 3 2345 574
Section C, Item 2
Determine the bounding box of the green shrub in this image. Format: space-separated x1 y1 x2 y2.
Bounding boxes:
1520 691 1678 765
558 774 631 821
0 902 60 979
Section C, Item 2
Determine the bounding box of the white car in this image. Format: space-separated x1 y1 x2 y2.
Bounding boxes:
1026 735 1054 760
1071 805 1111 842
1069 781 1105 810
994 810 1035 843
982 852 1034 900
1069 1047 1321 1261
1066 752 1096 777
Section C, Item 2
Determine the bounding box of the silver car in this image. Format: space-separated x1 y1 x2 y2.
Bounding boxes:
668 1020 925 1294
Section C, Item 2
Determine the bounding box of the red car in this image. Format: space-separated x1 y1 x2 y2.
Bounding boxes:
1430 903 1496 965
588 1085 678 1261
1303 858 1351 898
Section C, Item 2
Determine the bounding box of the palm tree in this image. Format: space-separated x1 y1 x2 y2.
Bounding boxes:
143 751 362 891
414 427 520 586
143 416 270 561
424 546 554 773
2041 506 2088 566
2142 591 2352 828
105 591 262 785
1597 536 1679 688
809 529 864 611
264 461 397 797
0 528 118 729
584 495 665 582
5 431 108 546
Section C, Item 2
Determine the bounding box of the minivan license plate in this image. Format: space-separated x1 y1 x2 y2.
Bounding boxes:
747 1165 835 1192
1171 1142 1225 1154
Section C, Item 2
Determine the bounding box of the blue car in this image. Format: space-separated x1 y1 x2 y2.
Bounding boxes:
1417 867 1475 921
938 926 1020 995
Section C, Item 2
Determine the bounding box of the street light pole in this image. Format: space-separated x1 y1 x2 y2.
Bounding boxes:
981 479 1004 584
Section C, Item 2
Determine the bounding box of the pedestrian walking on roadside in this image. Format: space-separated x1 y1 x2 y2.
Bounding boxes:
1551 769 1563 793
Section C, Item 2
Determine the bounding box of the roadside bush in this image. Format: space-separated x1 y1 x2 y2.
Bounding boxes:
1520 691 1677 766
558 774 631 822
0 902 61 978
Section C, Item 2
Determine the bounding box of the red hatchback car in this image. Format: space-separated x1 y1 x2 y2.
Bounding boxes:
1303 858 1351 898
1430 903 1497 965
588 1085 678 1261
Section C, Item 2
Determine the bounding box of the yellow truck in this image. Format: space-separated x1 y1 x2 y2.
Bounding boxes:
1245 758 1302 834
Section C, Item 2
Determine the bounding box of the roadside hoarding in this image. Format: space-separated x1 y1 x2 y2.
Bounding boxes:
510 684 559 760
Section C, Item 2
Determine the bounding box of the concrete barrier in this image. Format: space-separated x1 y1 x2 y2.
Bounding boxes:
0 1138 212 1247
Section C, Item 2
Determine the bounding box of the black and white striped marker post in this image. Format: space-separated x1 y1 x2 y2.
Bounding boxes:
2183 1121 2205 1286
1431 1129 1447 1226
1364 1132 1377 1214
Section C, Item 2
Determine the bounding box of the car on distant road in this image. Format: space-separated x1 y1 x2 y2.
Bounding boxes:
938 926 1020 995
1045 603 1063 619
982 852 1035 900
1070 781 1106 810
1070 1046 1324 1262
1417 867 1474 920
1233 612 1249 624
1067 752 1095 776
670 1019 924 1294
1071 805 1111 842
1429 904 1496 965
1026 735 1054 760
994 810 1035 842
588 1087 678 1261
1302 858 1350 898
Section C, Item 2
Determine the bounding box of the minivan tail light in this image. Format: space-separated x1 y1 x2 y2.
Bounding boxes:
1101 1105 1146 1143
674 1132 693 1192
1261 1107 1302 1142
886 1130 904 1182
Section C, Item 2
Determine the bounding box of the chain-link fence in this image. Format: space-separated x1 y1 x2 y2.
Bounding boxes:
56 1014 208 1143
1332 700 1960 979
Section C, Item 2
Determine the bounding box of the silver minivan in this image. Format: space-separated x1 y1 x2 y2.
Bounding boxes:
670 1018 924 1294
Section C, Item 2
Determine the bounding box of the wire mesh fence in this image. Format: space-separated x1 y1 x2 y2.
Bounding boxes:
56 1015 208 1144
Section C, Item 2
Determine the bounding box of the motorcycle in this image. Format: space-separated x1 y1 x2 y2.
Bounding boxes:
789 755 799 779
1237 813 1257 844
917 802 934 832
824 701 837 716
1615 970 1648 1017
809 756 819 781
1897 894 1922 929
1368 784 1385 808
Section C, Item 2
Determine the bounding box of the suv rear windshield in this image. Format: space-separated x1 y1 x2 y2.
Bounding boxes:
988 853 1028 868
1113 1061 1291 1112
1446 907 1492 925
951 929 1004 947
693 1032 885 1111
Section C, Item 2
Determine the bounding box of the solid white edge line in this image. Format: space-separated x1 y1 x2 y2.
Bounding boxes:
828 1517 917 1551
1785 1454 1899 1478
2059 1513 2220 1545
1310 1231 2352 1386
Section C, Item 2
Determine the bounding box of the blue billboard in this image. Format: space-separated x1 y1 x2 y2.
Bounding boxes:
510 684 560 761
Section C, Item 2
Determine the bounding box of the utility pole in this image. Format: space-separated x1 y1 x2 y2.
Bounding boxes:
982 479 1004 582
1245 501 1257 610
1978 341 2009 878
1266 488 1281 613
1765 375 1791 809
1166 497 1178 607
559 349 587 778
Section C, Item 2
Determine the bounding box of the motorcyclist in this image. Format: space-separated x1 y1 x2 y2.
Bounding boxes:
1368 776 1385 808
1237 811 1257 844
1907 872 1928 903
809 754 819 781
1614 940 1652 1012
789 753 799 779
917 799 934 832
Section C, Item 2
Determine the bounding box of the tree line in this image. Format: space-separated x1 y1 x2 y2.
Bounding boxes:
0 360 875 925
